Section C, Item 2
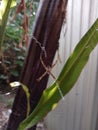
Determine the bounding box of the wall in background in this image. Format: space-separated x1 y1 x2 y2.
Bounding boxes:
45 0 98 130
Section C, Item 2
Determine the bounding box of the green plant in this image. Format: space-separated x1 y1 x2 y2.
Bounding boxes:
4 0 38 45
1 1 98 130
18 19 98 130
0 0 38 93
0 43 26 93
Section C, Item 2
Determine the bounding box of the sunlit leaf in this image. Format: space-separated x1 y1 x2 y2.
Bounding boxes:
0 0 7 21
10 81 21 87
11 0 16 8
0 0 14 48
0 0 16 21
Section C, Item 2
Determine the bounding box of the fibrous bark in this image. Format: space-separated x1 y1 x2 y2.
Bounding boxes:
7 0 68 129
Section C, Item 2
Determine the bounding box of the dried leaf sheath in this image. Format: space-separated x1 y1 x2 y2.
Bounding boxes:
7 0 68 130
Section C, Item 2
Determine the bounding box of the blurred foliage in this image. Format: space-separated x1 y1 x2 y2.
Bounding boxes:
0 0 39 93
4 0 39 45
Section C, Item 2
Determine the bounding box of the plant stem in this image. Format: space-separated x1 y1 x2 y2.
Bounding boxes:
0 0 13 51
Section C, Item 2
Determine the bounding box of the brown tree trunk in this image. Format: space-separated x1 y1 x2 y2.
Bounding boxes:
7 0 68 129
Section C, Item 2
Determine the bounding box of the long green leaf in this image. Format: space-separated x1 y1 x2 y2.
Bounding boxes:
18 19 98 130
21 84 30 117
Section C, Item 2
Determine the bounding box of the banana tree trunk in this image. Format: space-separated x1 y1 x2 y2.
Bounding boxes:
7 0 68 129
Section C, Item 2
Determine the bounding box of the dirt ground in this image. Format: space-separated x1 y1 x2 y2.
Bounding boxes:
0 102 10 130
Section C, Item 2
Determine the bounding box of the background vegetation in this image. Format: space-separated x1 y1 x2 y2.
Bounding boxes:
0 0 39 93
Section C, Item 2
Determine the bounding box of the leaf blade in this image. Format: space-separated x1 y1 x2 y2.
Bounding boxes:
18 19 98 130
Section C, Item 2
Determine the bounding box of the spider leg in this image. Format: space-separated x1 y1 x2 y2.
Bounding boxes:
37 71 47 81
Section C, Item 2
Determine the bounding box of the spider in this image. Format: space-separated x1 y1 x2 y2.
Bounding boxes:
37 56 65 100
37 56 57 81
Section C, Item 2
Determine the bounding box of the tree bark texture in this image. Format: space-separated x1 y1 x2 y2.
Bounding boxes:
7 0 68 129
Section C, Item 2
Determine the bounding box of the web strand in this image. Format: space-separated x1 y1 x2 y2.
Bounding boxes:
56 82 65 101
31 35 47 57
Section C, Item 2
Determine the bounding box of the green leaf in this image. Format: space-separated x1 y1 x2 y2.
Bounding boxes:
0 75 8 80
16 60 24 67
18 19 98 130
11 0 16 8
21 84 30 116
0 0 7 21
0 0 16 21
0 0 16 20
10 82 30 116
0 0 16 49
11 70 19 77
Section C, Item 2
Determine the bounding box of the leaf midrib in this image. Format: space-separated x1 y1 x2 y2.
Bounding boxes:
59 24 98 84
